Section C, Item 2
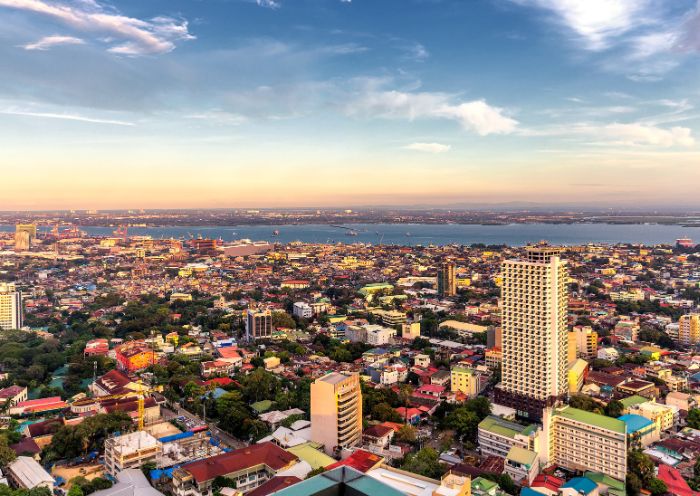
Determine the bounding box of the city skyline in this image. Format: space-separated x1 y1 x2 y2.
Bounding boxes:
1 0 700 209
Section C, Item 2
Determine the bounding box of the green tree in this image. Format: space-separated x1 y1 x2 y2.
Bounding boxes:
688 408 700 429
67 485 84 496
400 448 445 479
395 425 417 444
371 402 402 423
605 400 624 418
647 478 667 496
0 437 17 466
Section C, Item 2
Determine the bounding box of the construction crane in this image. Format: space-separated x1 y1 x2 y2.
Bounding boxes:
86 380 156 431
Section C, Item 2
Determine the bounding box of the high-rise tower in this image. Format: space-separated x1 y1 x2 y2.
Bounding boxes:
437 261 456 297
495 245 568 420
0 283 23 330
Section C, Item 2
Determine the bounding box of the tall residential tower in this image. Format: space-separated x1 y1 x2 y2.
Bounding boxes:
0 283 23 330
437 261 456 297
495 245 568 420
310 372 362 455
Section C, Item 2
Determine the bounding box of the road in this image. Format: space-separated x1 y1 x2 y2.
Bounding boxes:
162 405 247 450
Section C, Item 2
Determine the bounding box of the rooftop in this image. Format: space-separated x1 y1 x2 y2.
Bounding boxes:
553 406 626 434
273 466 404 496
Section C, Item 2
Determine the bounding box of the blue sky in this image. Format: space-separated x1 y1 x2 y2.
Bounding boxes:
0 0 699 209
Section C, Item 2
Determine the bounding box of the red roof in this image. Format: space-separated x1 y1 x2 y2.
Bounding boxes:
246 476 301 496
530 474 565 492
325 449 383 473
657 464 699 496
204 377 235 387
182 442 298 483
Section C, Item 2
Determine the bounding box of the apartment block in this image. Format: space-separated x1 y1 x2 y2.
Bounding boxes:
104 431 162 476
310 372 363 455
545 406 627 482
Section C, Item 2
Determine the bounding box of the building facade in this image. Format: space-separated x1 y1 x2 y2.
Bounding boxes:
310 372 363 455
437 262 456 297
495 246 568 420
246 308 272 341
545 406 627 482
678 314 700 346
0 283 23 330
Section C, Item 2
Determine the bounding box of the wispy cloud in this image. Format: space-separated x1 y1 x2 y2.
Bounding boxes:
346 84 518 136
404 142 451 153
22 34 84 50
0 108 134 126
0 0 194 55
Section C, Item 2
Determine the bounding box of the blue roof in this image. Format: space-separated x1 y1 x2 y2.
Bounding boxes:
561 477 598 494
159 431 194 443
520 488 544 496
618 414 654 434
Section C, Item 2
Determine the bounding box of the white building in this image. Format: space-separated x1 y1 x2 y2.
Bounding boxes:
496 245 568 420
0 283 22 330
292 302 313 319
6 457 54 490
104 431 162 476
367 326 396 346
597 347 620 361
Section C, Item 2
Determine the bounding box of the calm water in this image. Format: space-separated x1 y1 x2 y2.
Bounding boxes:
2 223 699 246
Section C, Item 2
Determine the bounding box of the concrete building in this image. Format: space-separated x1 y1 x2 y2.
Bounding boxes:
451 366 485 398
678 314 700 346
367 327 396 346
437 261 456 297
568 326 598 361
14 224 36 252
310 372 362 455
496 246 568 420
401 322 421 341
477 416 541 459
104 431 162 476
6 456 54 490
292 302 313 319
246 308 272 341
545 406 627 482
0 283 23 330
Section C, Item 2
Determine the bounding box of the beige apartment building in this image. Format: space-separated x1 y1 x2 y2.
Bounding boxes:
310 372 362 455
545 406 627 482
0 283 23 330
568 325 598 362
678 314 700 346
495 245 568 420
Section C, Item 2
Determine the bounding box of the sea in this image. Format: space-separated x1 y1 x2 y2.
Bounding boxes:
2 223 699 246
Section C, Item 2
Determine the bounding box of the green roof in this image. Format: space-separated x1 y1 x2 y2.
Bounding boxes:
506 446 537 467
478 416 533 439
554 407 626 434
584 471 626 493
619 395 648 409
286 443 336 470
251 400 273 413
452 366 475 375
472 477 498 491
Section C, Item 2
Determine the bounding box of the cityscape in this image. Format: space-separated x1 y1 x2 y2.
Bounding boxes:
2 1 700 496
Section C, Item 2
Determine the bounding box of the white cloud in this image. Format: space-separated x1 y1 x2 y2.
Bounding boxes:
604 123 695 147
22 34 84 50
256 0 280 8
0 0 194 55
347 89 517 136
404 142 451 153
510 0 651 50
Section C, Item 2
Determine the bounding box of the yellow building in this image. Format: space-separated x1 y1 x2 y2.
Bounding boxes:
451 366 482 398
629 401 677 433
310 372 362 455
567 359 588 394
679 314 700 346
568 326 598 362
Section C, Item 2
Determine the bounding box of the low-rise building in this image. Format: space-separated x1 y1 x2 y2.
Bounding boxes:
478 416 541 459
172 442 299 496
104 431 162 476
6 456 54 490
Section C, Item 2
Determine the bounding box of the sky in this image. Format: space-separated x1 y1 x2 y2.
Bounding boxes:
0 0 699 210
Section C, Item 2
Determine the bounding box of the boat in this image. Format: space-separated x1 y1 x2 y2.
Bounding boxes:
405 232 411 237
272 230 280 236
346 231 358 236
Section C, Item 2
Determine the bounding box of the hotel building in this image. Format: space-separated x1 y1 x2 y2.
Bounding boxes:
0 283 23 330
495 246 568 420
